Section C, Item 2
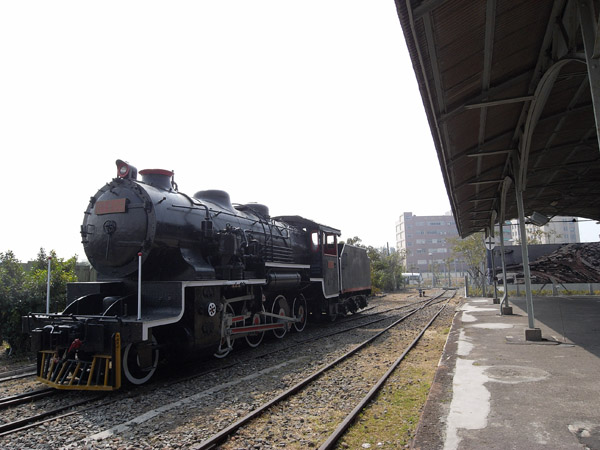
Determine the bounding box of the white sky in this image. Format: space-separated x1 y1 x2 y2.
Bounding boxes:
1 1 598 262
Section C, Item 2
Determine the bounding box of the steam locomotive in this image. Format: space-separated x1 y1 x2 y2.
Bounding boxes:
23 160 371 390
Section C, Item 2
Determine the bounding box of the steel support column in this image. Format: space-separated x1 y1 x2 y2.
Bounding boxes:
578 0 600 151
498 222 511 312
499 176 512 314
515 186 540 339
491 244 498 300
486 225 499 302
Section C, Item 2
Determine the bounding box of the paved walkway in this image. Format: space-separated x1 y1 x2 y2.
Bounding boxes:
412 294 600 450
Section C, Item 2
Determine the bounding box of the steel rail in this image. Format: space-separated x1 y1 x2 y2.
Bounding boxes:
0 293 443 441
0 388 55 410
0 396 104 435
0 363 36 375
286 292 448 349
157 293 440 389
285 298 424 341
195 293 445 450
319 293 454 449
0 371 36 383
0 364 37 382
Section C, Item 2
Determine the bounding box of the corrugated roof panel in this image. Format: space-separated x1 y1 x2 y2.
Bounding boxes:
484 102 523 141
444 109 480 150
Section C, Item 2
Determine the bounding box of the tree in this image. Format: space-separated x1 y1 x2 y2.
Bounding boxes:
449 232 486 291
0 248 77 355
345 236 364 247
341 237 405 292
0 251 27 354
24 249 78 315
367 246 405 293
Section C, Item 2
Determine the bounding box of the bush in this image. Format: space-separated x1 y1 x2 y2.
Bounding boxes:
344 237 405 293
367 247 404 293
0 249 77 355
0 251 27 353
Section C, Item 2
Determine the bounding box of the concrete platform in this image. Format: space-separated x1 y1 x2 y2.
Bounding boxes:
412 295 600 450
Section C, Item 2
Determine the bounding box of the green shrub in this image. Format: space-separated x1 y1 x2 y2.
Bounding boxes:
0 249 77 355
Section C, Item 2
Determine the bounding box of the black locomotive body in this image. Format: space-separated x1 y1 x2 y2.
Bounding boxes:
24 160 371 390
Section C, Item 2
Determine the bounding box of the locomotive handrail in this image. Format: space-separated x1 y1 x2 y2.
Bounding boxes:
178 190 228 220
29 312 121 321
171 193 210 219
171 200 244 221
28 313 80 321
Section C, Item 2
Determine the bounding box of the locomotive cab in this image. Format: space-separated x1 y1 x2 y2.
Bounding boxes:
310 229 341 298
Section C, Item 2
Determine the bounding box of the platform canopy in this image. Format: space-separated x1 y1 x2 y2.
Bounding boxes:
395 0 600 237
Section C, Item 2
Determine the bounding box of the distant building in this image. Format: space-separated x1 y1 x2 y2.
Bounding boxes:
508 216 580 244
395 212 460 283
494 221 514 245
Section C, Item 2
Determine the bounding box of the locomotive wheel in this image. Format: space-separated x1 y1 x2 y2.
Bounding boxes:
359 295 368 308
122 336 159 385
347 297 358 314
270 295 290 339
292 294 307 332
214 303 235 359
245 306 265 348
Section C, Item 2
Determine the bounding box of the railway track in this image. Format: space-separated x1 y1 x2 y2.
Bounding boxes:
0 365 36 384
1 290 455 447
0 293 421 440
0 293 420 395
0 394 105 437
131 291 430 389
0 375 107 438
0 388 55 410
319 294 452 449
192 292 453 449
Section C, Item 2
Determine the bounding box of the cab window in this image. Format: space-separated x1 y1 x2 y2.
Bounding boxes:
311 231 320 252
324 233 337 256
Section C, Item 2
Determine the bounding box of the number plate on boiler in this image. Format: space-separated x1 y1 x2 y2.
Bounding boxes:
95 198 127 215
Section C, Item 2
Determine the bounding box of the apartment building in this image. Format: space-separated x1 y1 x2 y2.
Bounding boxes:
508 216 580 244
395 212 459 280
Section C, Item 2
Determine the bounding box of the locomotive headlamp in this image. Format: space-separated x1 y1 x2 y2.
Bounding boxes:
116 159 138 180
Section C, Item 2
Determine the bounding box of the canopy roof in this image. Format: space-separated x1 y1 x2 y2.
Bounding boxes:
395 0 600 237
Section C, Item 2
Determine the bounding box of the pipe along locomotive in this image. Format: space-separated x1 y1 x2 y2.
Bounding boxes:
23 160 371 390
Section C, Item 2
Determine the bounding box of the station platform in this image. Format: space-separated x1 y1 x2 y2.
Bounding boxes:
412 294 600 450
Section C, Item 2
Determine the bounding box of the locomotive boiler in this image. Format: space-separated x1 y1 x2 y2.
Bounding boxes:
23 160 371 390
